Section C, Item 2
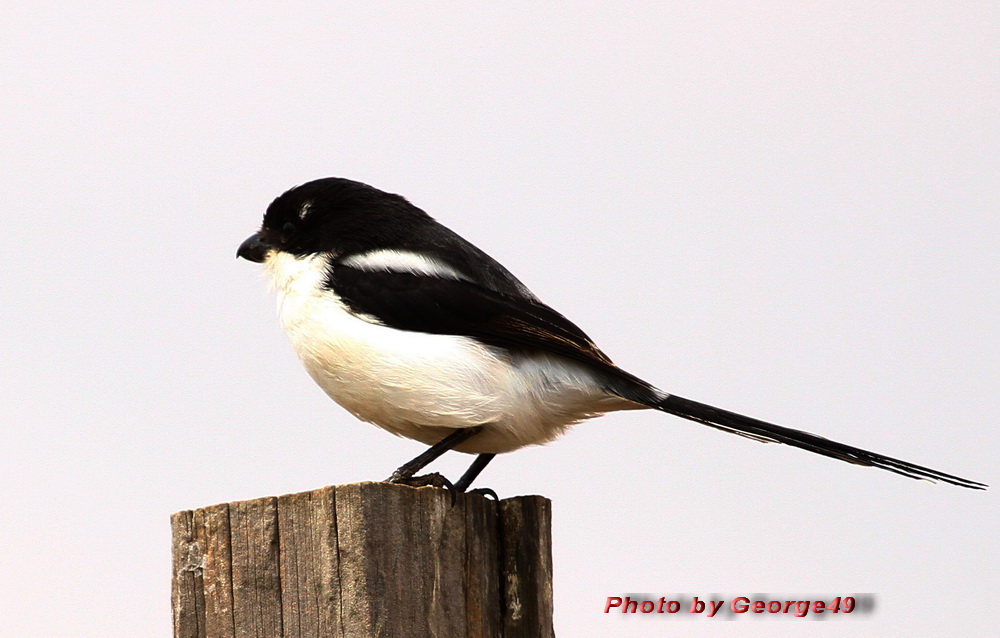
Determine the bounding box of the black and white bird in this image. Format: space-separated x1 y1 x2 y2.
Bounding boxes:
237 177 985 492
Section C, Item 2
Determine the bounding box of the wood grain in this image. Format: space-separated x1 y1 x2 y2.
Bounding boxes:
171 483 552 638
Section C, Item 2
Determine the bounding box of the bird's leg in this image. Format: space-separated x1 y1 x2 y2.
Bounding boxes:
386 426 484 489
453 453 497 496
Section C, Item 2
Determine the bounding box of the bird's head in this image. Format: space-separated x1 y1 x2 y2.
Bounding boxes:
237 177 430 264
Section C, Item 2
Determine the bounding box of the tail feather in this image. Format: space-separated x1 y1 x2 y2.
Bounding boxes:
618 387 987 490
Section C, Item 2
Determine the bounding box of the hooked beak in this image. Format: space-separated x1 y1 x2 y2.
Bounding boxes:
237 232 274 263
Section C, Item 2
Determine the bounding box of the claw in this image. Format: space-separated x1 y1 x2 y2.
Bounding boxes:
466 487 499 501
387 472 458 504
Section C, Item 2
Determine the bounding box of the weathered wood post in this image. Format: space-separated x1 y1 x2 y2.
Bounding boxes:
171 482 553 637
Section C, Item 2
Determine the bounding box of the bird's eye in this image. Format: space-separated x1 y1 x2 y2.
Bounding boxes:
280 222 296 244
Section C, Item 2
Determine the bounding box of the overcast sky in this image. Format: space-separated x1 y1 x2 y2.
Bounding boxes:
2 3 997 637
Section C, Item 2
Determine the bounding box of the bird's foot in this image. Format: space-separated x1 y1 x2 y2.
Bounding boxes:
387 472 458 503
465 487 499 501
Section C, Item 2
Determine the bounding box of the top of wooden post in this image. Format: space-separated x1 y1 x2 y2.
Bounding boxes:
171 481 553 638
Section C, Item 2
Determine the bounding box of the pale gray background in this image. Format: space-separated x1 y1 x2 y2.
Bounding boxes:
2 2 997 636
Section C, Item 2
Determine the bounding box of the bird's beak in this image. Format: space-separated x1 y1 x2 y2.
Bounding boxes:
237 232 274 263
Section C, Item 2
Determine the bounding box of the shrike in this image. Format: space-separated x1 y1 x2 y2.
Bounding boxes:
238 177 985 492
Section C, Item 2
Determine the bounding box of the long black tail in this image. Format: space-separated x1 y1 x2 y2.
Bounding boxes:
618 387 986 490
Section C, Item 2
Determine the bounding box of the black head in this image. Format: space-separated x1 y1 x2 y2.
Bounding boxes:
237 177 433 262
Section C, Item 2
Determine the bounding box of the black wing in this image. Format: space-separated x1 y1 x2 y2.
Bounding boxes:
327 264 640 379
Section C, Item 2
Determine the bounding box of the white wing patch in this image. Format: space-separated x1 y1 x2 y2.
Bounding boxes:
341 249 467 281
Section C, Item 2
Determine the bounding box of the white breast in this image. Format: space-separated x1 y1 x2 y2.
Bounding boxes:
263 251 633 454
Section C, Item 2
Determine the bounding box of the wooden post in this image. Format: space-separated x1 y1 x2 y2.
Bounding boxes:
171 482 553 638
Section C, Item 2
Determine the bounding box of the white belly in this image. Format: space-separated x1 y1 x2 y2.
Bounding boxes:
266 253 631 453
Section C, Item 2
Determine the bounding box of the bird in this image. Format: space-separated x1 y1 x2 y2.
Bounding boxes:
237 177 986 492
